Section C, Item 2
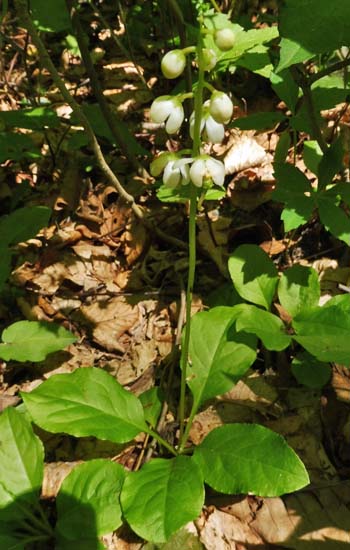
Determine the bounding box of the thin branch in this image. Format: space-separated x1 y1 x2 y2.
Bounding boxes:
308 57 350 85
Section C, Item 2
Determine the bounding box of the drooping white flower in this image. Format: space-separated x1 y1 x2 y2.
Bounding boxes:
150 152 176 177
163 158 192 188
150 95 184 134
190 100 225 143
214 28 235 51
161 50 186 79
190 156 225 188
209 91 233 124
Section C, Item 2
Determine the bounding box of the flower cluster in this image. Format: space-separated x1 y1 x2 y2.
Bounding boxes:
150 30 235 190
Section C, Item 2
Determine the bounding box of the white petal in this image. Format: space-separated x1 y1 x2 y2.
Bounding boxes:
165 105 184 133
189 113 205 139
163 162 180 188
150 97 173 123
205 116 225 143
210 92 233 123
206 158 225 186
190 159 206 187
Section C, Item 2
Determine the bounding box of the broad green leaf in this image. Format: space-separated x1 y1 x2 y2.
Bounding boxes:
0 132 40 163
318 196 350 245
228 244 278 309
0 408 44 521
0 108 59 130
279 0 350 54
235 45 273 78
278 265 320 317
0 206 51 247
291 352 331 389
232 112 286 131
139 387 163 428
0 321 76 362
121 457 204 543
193 424 309 497
293 302 350 365
318 138 344 191
276 38 314 72
233 304 291 351
303 141 323 175
274 132 291 165
270 70 299 113
21 367 147 443
187 307 257 407
273 163 314 231
56 459 125 540
30 0 71 32
0 534 25 550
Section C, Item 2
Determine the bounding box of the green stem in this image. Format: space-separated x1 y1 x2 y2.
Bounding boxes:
178 20 206 447
209 0 221 12
146 428 177 456
179 398 199 453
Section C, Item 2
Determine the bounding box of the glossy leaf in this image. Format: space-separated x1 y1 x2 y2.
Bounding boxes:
21 367 148 443
121 456 204 543
233 304 291 351
0 206 51 247
0 321 76 362
193 424 309 497
228 244 278 309
187 307 257 407
291 352 331 389
56 459 125 540
278 265 320 317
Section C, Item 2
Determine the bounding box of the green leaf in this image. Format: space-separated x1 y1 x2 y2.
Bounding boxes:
30 0 71 32
273 163 314 231
291 352 331 389
187 307 256 407
0 108 59 130
232 111 286 131
235 45 273 78
292 300 350 365
274 131 291 165
56 459 125 540
0 132 40 163
0 534 25 550
228 244 278 309
0 206 51 247
0 407 44 521
270 70 299 113
318 196 350 245
318 138 344 191
121 457 204 543
276 37 314 72
56 538 105 550
0 247 12 292
233 304 291 351
21 367 148 443
0 321 76 362
279 0 350 53
139 387 163 428
193 424 309 497
278 264 320 317
303 141 323 175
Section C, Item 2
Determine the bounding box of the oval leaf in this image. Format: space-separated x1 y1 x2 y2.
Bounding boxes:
193 424 309 497
0 206 51 247
56 459 125 540
0 321 76 362
228 244 278 309
291 352 331 389
21 367 147 443
187 307 257 407
234 304 291 351
278 264 320 318
121 456 204 543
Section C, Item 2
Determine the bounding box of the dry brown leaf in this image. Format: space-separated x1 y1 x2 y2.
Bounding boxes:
224 134 271 175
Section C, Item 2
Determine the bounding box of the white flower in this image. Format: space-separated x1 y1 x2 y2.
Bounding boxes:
209 91 233 124
161 50 186 79
202 48 217 71
190 156 225 188
150 95 184 134
163 158 192 188
190 100 225 143
214 28 235 51
150 152 176 177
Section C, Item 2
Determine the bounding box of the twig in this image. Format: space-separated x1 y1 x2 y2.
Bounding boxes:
308 57 350 85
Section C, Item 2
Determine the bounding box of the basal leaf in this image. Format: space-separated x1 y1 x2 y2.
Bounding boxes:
121 457 204 543
0 206 51 247
0 321 76 362
233 304 291 351
0 408 44 522
291 352 331 389
56 459 125 539
187 307 257 407
228 244 278 309
21 367 147 443
278 264 320 317
193 424 309 497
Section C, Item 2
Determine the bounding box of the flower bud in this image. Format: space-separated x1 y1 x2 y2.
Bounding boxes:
202 49 217 71
190 101 225 144
214 28 235 51
209 91 233 124
150 95 184 134
190 156 225 188
161 50 186 79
